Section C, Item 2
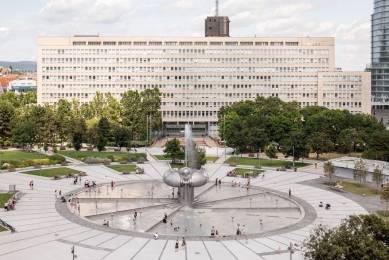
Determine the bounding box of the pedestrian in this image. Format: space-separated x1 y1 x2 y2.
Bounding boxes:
181 237 186 249
218 179 221 185
134 210 138 221
215 230 220 242
171 188 175 198
54 190 58 199
215 178 218 186
315 161 317 169
154 232 159 240
77 202 80 214
175 240 179 252
241 225 245 235
59 190 62 196
170 219 173 227
288 189 291 198
245 236 248 244
262 173 265 180
29 181 34 190
4 202 8 212
151 185 154 194
211 226 215 238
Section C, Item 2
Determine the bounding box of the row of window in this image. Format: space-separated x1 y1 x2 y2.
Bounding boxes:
73 41 303 47
41 75 320 82
323 102 362 108
322 75 363 82
41 57 331 65
322 93 362 99
42 48 330 56
41 83 319 91
42 66 329 73
323 84 363 91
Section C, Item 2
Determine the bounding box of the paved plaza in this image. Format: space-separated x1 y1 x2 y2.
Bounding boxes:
0 159 368 260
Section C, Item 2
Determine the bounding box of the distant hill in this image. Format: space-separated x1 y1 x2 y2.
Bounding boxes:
0 61 37 71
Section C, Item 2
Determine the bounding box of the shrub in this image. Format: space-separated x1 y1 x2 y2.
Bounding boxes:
84 157 104 164
107 155 115 162
48 154 66 163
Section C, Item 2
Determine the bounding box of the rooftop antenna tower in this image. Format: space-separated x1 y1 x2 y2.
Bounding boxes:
215 0 219 16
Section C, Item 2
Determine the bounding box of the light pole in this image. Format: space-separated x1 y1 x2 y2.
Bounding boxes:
258 149 261 168
288 242 295 260
292 146 295 169
39 148 42 176
144 140 147 154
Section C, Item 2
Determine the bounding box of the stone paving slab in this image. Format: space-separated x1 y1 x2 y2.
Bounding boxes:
132 238 166 260
186 241 211 260
81 233 118 247
65 229 104 243
102 237 148 260
159 240 186 260
203 241 237 260
222 240 262 259
0 241 109 260
97 234 133 250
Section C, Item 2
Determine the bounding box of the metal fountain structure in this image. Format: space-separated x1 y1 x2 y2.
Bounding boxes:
163 124 209 207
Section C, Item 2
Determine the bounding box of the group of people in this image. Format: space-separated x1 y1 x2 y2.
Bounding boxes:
84 180 96 188
174 238 186 251
4 197 16 211
73 175 81 185
319 201 331 210
210 226 220 242
103 220 110 227
135 167 144 174
215 178 221 185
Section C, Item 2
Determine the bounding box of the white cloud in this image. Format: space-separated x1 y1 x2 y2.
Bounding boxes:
164 0 201 13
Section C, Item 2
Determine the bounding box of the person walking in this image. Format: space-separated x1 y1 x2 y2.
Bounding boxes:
171 188 175 198
211 226 215 238
215 178 218 186
29 181 34 190
315 161 317 169
181 237 186 249
77 202 80 214
288 189 291 198
134 210 138 221
175 240 179 252
59 190 62 196
170 219 173 228
215 230 220 242
54 190 58 199
151 185 154 195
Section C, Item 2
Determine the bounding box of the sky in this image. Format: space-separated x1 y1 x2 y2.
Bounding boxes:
0 0 371 71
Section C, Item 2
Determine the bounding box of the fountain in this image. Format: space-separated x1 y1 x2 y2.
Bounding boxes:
163 124 209 207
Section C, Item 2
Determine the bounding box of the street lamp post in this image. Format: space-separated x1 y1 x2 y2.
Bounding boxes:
258 149 261 168
39 148 42 176
144 140 147 154
292 146 295 169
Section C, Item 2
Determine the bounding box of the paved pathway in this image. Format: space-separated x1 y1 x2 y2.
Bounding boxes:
0 161 368 260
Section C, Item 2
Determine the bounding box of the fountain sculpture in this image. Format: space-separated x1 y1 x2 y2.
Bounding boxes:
163 124 209 207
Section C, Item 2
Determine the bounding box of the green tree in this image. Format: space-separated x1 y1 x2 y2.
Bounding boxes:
113 125 131 152
55 99 72 145
281 131 310 163
381 185 389 216
163 138 184 163
353 158 368 187
308 132 333 159
72 132 83 158
103 93 121 123
43 143 48 154
337 128 359 156
323 161 336 183
302 214 389 260
0 101 16 146
97 117 111 141
373 166 385 193
264 144 277 164
12 118 40 151
97 135 107 157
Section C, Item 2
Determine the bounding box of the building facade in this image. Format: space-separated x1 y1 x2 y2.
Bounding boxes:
8 79 37 93
37 36 371 137
368 0 389 125
205 16 230 37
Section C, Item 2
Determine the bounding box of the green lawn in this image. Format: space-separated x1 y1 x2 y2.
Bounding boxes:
170 163 185 169
154 155 171 160
0 192 15 231
0 225 7 232
106 165 136 172
21 167 80 178
233 168 265 176
0 150 48 160
226 157 310 168
324 181 379 196
206 156 219 163
58 151 146 162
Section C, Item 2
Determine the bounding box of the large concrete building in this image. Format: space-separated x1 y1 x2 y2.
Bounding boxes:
37 36 371 137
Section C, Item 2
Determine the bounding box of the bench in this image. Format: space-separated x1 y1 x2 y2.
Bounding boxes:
61 161 69 166
254 165 261 169
79 171 87 176
53 175 61 180
229 163 237 167
249 153 255 157
60 146 66 150
120 160 127 164
137 159 145 164
103 161 111 165
123 170 131 175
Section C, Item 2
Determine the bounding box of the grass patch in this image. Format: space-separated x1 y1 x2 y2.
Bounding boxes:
21 167 80 178
234 168 265 176
58 151 146 162
106 165 136 172
170 163 185 169
0 150 48 160
376 211 389 222
226 157 310 168
206 156 219 163
0 225 7 232
154 155 171 160
324 181 380 196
